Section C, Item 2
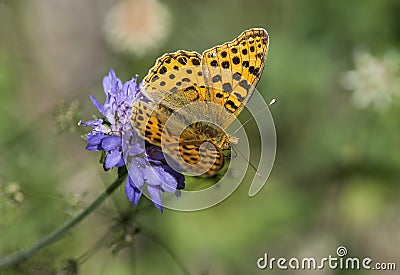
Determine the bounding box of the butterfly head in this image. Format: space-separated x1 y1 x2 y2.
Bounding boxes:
218 134 238 151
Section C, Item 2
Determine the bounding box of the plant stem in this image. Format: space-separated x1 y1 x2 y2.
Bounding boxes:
0 174 126 268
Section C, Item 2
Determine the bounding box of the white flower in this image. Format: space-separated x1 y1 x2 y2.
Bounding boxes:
341 50 400 110
104 0 171 57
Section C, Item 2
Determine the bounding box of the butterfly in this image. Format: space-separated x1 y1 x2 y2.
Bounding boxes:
131 28 269 176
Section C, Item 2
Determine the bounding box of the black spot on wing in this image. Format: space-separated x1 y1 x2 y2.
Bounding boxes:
159 66 167 74
224 100 239 113
249 66 255 74
221 61 230 69
253 67 260 76
212 75 222 83
178 57 187 65
234 92 245 102
191 58 200 65
232 72 241 81
239 79 251 91
222 83 232 93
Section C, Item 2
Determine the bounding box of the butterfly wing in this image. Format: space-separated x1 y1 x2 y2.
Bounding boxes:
132 102 224 176
141 51 208 110
202 28 269 127
131 101 179 146
163 140 224 176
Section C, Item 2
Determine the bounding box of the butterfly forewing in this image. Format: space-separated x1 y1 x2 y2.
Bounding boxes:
142 51 207 109
202 28 269 127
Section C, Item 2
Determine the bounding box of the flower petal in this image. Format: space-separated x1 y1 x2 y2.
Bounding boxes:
101 136 121 151
164 165 185 190
79 118 103 128
86 143 101 151
146 146 165 160
87 132 105 144
104 149 123 169
86 132 105 151
143 166 163 186
102 69 116 94
153 167 178 193
147 185 163 212
125 176 142 205
90 95 105 115
128 159 145 188
126 142 144 156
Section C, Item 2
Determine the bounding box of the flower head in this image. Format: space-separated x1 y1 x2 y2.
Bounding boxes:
104 0 171 57
341 50 400 110
80 69 184 211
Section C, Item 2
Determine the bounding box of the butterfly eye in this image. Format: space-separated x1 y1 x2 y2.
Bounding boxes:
223 141 230 149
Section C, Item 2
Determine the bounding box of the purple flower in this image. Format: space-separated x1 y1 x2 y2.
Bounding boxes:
80 69 185 211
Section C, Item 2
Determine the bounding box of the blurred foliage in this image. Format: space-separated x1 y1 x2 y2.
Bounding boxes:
1 0 399 274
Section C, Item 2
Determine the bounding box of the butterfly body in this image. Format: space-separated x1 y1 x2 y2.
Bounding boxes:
132 28 269 176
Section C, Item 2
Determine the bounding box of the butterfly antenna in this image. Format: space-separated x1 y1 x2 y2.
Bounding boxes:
232 98 276 135
234 146 264 179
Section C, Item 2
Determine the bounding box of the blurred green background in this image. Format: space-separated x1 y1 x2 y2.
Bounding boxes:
1 0 399 274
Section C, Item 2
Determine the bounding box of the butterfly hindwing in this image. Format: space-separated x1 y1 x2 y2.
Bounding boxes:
163 140 224 176
131 101 180 146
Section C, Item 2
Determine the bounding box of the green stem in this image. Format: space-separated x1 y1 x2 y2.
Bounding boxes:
0 174 126 268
